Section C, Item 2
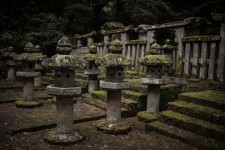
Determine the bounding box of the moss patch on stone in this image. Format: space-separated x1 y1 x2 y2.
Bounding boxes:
127 40 147 45
96 54 132 67
180 90 225 104
83 54 98 62
137 111 158 123
17 53 46 62
139 55 170 65
182 35 220 42
49 54 81 69
15 100 42 108
96 119 131 134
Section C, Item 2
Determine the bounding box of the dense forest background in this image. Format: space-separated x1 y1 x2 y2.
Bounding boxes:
0 0 225 56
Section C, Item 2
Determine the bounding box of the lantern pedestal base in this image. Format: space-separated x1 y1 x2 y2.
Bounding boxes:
96 119 131 134
15 100 42 108
44 129 84 145
137 111 158 123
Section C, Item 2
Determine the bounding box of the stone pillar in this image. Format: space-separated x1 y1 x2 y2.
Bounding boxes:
83 45 100 93
218 22 225 82
146 30 155 53
137 55 169 122
96 39 132 134
107 90 121 123
174 27 185 77
2 46 17 81
15 42 44 108
121 33 129 55
103 35 110 54
44 36 84 145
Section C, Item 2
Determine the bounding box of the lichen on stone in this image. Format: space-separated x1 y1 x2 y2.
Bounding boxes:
49 54 81 69
127 40 147 45
96 54 132 67
139 55 170 65
89 45 97 54
16 53 46 62
182 35 220 42
108 39 123 54
83 54 99 62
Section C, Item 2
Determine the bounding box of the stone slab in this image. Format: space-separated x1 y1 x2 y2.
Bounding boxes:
140 78 165 85
46 84 81 96
100 81 130 90
84 69 100 75
16 71 39 78
0 100 105 134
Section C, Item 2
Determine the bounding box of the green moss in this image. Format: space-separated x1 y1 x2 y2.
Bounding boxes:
127 40 147 45
76 31 96 39
17 53 46 62
149 121 164 128
15 100 42 108
180 90 225 104
188 78 202 82
96 54 132 67
50 54 81 69
139 55 170 65
101 28 129 35
182 35 220 42
91 90 106 101
196 119 224 132
137 111 158 122
124 79 140 83
83 54 98 62
93 42 104 47
122 90 147 101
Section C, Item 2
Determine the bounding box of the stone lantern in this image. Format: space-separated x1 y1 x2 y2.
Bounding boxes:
95 39 132 134
44 36 84 145
34 45 45 87
137 55 170 122
161 39 176 74
148 41 162 55
2 46 17 81
83 44 100 93
15 42 46 108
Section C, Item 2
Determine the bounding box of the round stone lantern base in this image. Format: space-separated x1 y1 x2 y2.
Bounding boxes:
137 111 158 123
44 129 84 145
96 119 131 134
15 100 42 108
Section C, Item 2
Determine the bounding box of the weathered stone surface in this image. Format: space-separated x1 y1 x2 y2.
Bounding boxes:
46 85 81 96
140 78 165 85
100 81 130 90
15 100 42 108
139 55 170 65
137 111 158 123
96 54 132 67
96 119 131 134
16 71 39 77
84 69 100 75
45 130 84 145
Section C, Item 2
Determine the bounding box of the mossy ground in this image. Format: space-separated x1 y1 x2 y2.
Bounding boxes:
1 117 196 150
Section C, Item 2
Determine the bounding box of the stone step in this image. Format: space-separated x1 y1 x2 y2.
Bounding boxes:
168 101 225 126
160 110 225 142
82 93 137 117
145 121 225 150
179 90 225 111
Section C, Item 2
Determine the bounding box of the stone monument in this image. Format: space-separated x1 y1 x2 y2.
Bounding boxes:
44 36 84 145
15 42 46 108
83 44 100 93
2 46 17 81
95 39 132 134
137 51 170 122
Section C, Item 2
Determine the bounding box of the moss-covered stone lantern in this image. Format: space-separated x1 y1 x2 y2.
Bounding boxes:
2 46 18 81
34 45 46 87
147 41 162 55
137 55 170 122
83 44 100 93
15 42 46 108
161 39 175 74
95 39 132 134
44 36 84 145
